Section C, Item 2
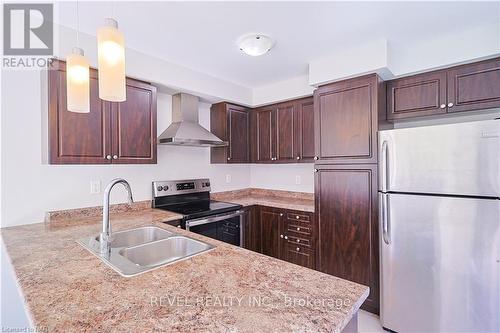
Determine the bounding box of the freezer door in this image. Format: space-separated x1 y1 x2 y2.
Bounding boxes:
380 193 500 332
378 119 500 197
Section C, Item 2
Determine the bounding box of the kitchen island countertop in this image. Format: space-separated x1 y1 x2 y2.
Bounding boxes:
1 207 367 332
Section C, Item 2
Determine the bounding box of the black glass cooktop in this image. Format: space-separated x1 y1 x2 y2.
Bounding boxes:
155 200 242 220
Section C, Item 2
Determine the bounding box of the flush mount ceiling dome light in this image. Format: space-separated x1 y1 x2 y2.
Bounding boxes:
237 34 274 56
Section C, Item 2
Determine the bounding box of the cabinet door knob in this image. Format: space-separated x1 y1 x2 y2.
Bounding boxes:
284 236 288 240
113 155 118 160
314 156 319 160
280 234 284 238
297 239 300 243
280 213 284 217
314 169 318 173
296 215 300 219
296 156 300 160
227 157 231 161
448 102 454 108
440 104 446 109
296 247 300 252
296 227 300 231
106 155 112 160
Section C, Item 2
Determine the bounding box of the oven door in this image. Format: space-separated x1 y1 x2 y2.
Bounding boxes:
185 210 244 246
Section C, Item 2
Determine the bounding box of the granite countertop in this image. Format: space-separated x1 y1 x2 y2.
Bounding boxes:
212 188 315 213
1 207 367 332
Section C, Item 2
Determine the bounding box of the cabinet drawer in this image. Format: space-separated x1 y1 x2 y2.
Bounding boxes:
285 222 312 237
283 244 316 270
286 235 311 248
286 212 311 223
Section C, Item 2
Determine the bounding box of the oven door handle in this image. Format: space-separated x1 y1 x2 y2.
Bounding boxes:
185 210 244 228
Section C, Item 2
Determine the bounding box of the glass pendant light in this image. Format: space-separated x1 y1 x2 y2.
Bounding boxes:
97 17 126 102
66 0 90 113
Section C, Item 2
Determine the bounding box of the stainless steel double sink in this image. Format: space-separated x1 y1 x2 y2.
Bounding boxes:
77 226 214 277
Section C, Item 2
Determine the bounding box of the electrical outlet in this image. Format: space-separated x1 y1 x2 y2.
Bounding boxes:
90 180 101 194
225 174 232 183
295 175 301 185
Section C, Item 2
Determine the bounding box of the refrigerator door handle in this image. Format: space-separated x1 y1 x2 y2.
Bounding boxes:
381 140 389 192
381 193 391 245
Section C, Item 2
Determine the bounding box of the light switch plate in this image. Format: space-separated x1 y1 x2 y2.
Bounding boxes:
225 174 232 183
295 175 301 185
90 180 101 194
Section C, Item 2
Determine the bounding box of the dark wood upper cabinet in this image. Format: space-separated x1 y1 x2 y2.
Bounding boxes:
276 102 295 162
252 106 275 163
447 57 500 113
316 164 379 314
212 96 314 165
387 56 500 120
111 78 157 164
294 97 315 162
210 102 249 163
314 74 381 164
48 60 157 164
387 71 447 120
49 62 112 164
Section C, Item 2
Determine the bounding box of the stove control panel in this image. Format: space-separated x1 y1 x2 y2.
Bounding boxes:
152 179 211 198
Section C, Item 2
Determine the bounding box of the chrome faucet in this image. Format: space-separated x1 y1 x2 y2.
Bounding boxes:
100 178 134 254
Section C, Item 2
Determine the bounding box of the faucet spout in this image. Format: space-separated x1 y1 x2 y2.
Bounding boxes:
100 178 134 254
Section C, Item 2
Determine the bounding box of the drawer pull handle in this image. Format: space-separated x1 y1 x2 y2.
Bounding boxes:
296 215 300 219
296 227 300 231
296 247 300 252
297 239 300 243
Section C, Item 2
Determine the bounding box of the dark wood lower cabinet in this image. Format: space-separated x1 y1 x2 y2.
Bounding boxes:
243 206 261 252
259 207 282 258
243 205 316 270
281 242 316 269
315 164 379 314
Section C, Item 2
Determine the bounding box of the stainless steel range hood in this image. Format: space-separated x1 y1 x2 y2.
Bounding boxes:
158 93 228 147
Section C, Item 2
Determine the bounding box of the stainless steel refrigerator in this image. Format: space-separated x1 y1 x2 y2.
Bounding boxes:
378 119 500 332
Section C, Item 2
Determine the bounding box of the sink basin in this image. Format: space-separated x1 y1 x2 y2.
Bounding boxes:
78 226 214 277
119 236 213 268
94 226 173 248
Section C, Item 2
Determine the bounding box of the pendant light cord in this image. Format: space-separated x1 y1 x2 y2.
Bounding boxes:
76 0 80 48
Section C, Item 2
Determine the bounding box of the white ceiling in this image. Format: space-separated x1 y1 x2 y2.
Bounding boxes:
54 1 499 88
